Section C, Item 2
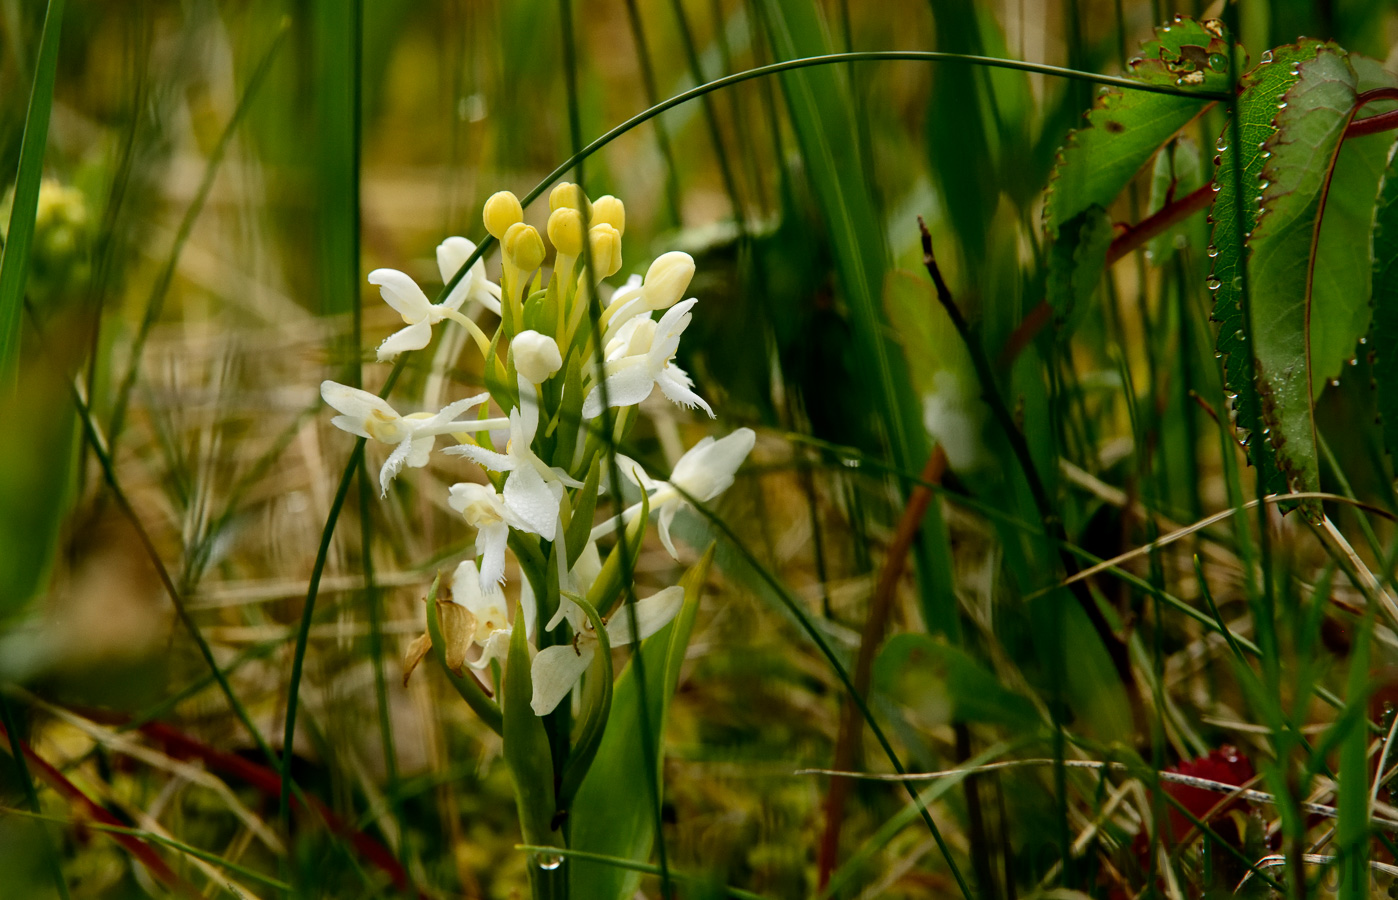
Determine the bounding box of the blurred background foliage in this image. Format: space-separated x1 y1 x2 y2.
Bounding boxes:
6 0 1398 898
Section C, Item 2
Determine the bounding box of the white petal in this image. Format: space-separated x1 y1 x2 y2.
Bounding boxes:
376 320 435 360
444 442 516 473
322 381 397 422
503 463 561 540
406 434 435 468
436 236 483 311
369 269 432 323
514 385 539 446
451 560 486 609
476 520 510 589
649 297 697 364
530 643 595 715
671 427 754 499
582 358 656 419
468 628 511 671
329 415 372 439
569 541 603 595
656 502 680 559
606 586 685 646
656 365 714 417
379 441 415 495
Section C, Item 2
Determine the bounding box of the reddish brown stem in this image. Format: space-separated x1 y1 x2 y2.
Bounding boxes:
0 723 200 898
816 446 948 888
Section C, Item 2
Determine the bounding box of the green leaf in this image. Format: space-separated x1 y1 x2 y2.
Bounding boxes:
1239 46 1357 510
1370 138 1398 460
873 634 1039 730
503 608 559 850
1044 15 1230 238
1210 42 1323 499
1311 56 1398 389
557 594 613 806
564 458 601 568
568 546 713 900
1046 205 1113 333
0 0 66 380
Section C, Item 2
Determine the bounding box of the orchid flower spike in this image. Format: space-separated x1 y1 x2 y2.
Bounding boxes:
321 382 505 494
444 382 582 541
371 238 500 361
529 586 684 716
591 428 756 558
582 298 713 419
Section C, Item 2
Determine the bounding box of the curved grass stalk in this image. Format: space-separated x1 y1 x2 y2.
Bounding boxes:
514 845 772 900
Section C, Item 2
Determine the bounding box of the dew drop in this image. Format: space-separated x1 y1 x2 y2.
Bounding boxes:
1207 277 1222 291
841 457 861 469
1360 336 1369 345
1144 249 1155 262
1350 357 1359 366
1215 350 1224 359
1277 101 1289 110
1329 378 1341 387
534 853 564 871
1261 150 1272 160
1232 276 1244 290
1216 135 1229 152
1207 245 1219 258
1258 180 1270 191
1213 154 1223 167
1211 181 1222 193
1235 329 1246 339
1208 52 1229 72
1260 50 1274 64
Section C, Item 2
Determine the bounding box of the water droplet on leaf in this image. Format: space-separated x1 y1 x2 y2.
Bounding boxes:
534 853 563 871
1216 136 1229 152
1207 277 1222 291
1260 50 1274 64
1207 245 1219 258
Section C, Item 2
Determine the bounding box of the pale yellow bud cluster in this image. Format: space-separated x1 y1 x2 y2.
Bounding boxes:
483 190 524 239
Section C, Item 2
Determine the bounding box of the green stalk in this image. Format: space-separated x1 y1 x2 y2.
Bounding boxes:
0 0 66 386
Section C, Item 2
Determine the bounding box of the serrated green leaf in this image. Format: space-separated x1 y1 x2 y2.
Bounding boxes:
1046 205 1113 333
1045 16 1230 237
569 546 713 900
1244 47 1356 509
1210 43 1322 498
1370 139 1398 460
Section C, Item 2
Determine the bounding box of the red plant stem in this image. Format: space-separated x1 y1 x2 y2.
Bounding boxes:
817 446 949 889
0 723 200 898
134 721 426 899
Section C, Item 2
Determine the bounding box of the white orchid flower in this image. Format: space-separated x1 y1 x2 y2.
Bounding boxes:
448 482 531 594
448 559 535 672
445 379 582 541
601 251 695 341
371 237 500 361
529 586 684 716
591 428 755 559
581 298 713 419
321 381 506 494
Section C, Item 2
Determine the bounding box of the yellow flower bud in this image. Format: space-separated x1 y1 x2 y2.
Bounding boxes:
482 190 524 240
548 182 590 214
503 222 545 271
592 195 625 235
641 250 695 310
587 224 623 278
547 207 585 257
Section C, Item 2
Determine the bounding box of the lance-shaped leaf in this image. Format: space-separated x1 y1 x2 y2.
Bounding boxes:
567 545 713 900
1044 15 1231 237
1242 47 1357 513
1209 43 1322 497
1046 205 1114 332
1370 139 1398 460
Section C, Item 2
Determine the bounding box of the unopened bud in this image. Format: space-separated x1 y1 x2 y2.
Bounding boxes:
483 191 524 240
588 224 623 278
592 195 625 235
503 222 545 271
512 330 564 383
641 251 695 310
549 181 590 214
547 207 585 256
